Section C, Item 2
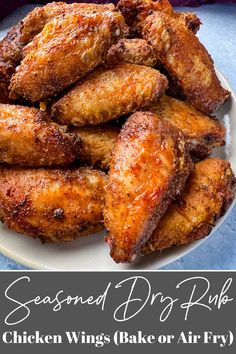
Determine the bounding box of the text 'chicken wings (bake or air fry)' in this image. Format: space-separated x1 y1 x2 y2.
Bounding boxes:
149 95 226 158
0 167 107 243
9 10 127 102
143 158 236 254
0 104 81 166
104 111 193 263
51 63 168 126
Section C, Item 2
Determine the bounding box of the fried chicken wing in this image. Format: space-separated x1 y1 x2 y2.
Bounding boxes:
0 104 81 166
118 0 201 33
0 167 107 242
143 158 236 254
105 38 158 67
0 2 117 103
51 64 168 126
20 1 116 44
72 124 120 169
0 24 23 103
104 111 193 263
149 96 226 158
9 11 127 102
140 11 230 113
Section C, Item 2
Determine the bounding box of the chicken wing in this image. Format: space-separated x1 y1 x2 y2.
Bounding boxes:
104 111 193 263
105 38 158 67
0 24 23 103
149 96 226 158
118 0 201 34
140 11 229 113
143 158 235 254
72 124 120 169
0 2 116 103
20 1 116 44
0 104 81 166
9 10 127 102
0 167 107 243
51 64 168 126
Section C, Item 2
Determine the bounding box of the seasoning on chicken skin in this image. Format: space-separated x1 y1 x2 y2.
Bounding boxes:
20 1 116 44
118 0 201 34
140 11 230 114
149 96 226 158
0 167 107 243
105 38 158 67
72 124 120 169
9 11 127 102
0 24 23 103
0 104 81 166
0 2 116 103
51 64 168 126
104 111 193 263
143 158 236 254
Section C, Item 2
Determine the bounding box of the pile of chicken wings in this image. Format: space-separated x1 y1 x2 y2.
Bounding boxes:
0 0 235 263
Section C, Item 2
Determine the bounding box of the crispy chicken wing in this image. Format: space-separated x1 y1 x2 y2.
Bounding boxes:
9 11 127 102
20 1 116 44
104 111 193 263
72 124 120 169
143 158 235 254
118 0 201 33
149 96 226 158
51 64 168 126
140 11 230 113
105 38 158 67
0 167 107 242
0 2 116 103
0 24 23 103
0 104 81 166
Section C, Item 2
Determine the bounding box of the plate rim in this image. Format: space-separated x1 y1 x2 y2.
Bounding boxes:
0 70 235 270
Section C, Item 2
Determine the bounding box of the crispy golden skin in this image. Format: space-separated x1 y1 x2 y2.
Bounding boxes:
9 11 126 102
105 38 158 67
149 96 226 158
0 24 23 103
118 0 201 33
141 12 230 114
72 124 120 169
20 2 116 44
0 2 116 103
104 111 193 263
0 167 107 243
0 104 81 166
143 158 236 254
51 64 168 126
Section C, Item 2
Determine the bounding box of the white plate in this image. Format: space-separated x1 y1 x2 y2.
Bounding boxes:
0 70 235 270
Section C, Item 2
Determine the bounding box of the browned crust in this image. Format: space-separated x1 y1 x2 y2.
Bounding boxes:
51 64 168 126
141 11 230 114
0 24 23 103
0 167 107 242
104 111 193 263
0 2 117 103
72 124 120 169
9 11 127 102
105 38 158 67
148 95 226 159
143 158 236 254
117 0 201 33
0 103 81 166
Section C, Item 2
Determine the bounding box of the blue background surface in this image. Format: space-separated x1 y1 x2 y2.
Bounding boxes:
0 3 235 270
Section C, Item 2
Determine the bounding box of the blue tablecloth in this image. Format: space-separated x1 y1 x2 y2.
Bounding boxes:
0 3 235 270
